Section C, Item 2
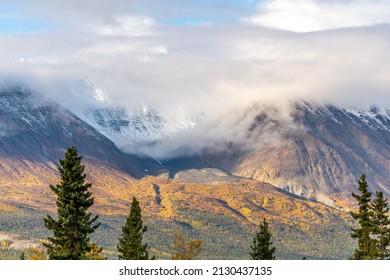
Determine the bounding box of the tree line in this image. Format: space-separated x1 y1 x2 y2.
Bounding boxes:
19 147 390 260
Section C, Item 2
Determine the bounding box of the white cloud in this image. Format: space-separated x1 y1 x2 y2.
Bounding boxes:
1 23 389 115
244 0 390 32
93 15 156 36
0 1 390 157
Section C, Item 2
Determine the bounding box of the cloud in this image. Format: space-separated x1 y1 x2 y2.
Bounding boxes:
244 0 390 32
1 25 389 110
1 0 260 33
0 1 389 158
132 101 303 159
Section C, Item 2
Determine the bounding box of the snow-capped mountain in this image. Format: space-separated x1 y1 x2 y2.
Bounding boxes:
301 101 390 134
51 79 196 155
83 105 195 153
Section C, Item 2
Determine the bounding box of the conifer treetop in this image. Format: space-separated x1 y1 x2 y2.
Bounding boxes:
117 197 153 260
250 217 276 260
44 146 101 260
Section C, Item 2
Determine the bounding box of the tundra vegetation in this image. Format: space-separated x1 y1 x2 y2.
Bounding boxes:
1 147 388 259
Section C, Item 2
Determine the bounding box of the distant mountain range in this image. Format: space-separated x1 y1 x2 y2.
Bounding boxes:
3 85 388 206
77 92 390 206
0 85 388 259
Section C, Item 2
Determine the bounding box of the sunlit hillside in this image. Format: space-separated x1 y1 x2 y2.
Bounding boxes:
0 160 356 259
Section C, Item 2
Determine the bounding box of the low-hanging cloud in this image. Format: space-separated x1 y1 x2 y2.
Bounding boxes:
0 0 390 158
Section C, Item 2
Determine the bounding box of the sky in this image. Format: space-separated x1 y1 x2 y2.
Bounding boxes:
0 0 390 157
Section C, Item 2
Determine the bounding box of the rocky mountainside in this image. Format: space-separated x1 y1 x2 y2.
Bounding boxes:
203 102 390 206
0 87 150 180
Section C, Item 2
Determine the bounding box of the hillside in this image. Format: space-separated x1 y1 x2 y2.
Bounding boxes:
0 173 356 259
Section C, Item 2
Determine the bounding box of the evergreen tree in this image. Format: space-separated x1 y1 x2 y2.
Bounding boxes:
171 233 203 260
117 197 153 260
371 191 390 259
250 217 276 260
43 146 101 260
350 174 377 260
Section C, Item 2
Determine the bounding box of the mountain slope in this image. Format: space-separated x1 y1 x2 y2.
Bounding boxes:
0 174 356 260
0 87 149 179
204 102 390 206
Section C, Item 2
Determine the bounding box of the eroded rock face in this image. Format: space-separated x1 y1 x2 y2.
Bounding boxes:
203 102 390 205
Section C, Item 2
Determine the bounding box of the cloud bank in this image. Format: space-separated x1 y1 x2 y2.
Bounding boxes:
0 0 389 157
245 0 390 32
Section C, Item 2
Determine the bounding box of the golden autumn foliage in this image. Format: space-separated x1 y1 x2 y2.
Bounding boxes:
0 157 356 259
1 239 11 249
171 234 203 260
85 243 106 260
24 247 47 260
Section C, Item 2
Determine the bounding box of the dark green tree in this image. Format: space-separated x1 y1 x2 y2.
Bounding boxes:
371 191 390 259
43 146 101 260
117 197 153 260
350 174 377 260
250 217 276 260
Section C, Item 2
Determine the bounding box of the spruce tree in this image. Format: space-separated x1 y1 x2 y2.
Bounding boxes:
117 197 153 260
371 191 390 259
350 174 377 260
250 217 276 260
43 146 101 260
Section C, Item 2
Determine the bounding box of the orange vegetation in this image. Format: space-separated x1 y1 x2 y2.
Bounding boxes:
0 157 353 243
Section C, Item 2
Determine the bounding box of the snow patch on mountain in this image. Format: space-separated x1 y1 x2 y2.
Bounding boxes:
82 105 196 154
0 88 54 136
301 101 390 132
342 106 390 132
